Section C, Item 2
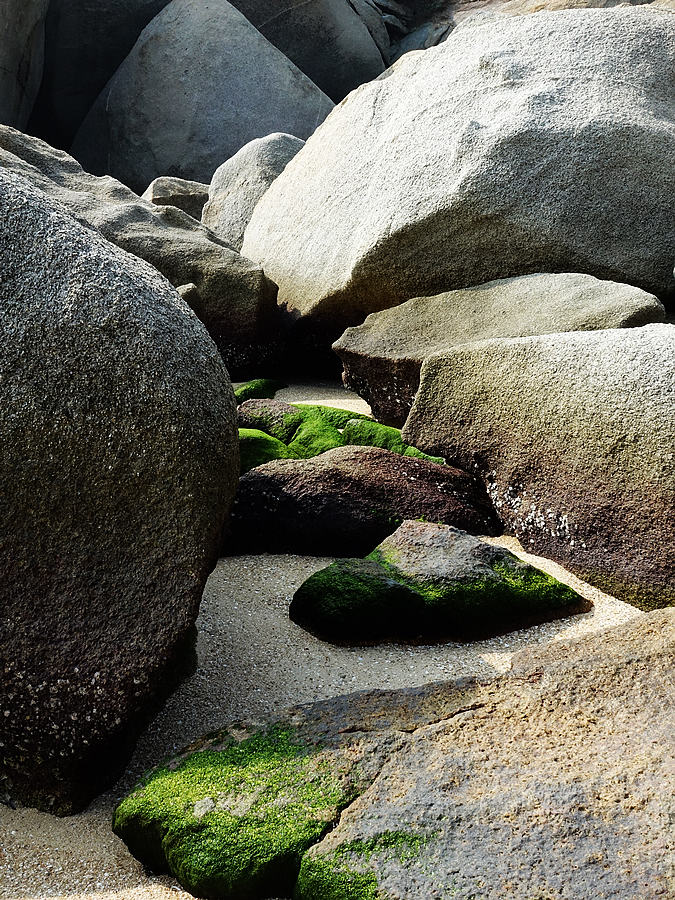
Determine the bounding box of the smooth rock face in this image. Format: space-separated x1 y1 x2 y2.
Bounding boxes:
29 0 171 148
0 171 239 813
0 125 279 376
334 272 666 426
229 445 500 555
72 0 334 191
403 324 675 610
142 176 209 221
290 520 589 642
299 610 675 900
229 0 386 101
0 0 49 127
243 9 675 358
203 133 304 251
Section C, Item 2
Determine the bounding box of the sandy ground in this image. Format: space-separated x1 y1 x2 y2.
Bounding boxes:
0 383 644 900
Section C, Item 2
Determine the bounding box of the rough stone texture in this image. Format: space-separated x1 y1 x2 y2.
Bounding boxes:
0 125 279 376
142 176 209 221
299 609 674 900
237 399 304 444
72 0 334 191
229 445 500 555
403 324 675 610
114 609 674 898
202 133 304 251
0 170 239 814
334 272 666 426
28 0 171 148
229 0 386 101
0 0 49 128
291 520 589 642
242 9 675 361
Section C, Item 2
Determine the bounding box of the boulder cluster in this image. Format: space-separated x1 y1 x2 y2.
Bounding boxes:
0 0 673 896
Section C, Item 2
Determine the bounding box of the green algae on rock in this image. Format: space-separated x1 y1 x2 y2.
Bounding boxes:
238 398 305 444
291 404 371 430
234 378 287 404
238 428 298 474
287 413 344 458
290 521 590 643
342 419 444 465
113 725 362 900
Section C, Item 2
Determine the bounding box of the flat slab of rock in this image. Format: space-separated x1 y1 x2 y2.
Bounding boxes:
72 0 334 190
403 324 675 609
243 9 675 360
334 272 666 426
290 520 590 642
142 176 209 221
203 133 304 251
0 171 239 813
0 125 278 376
229 445 500 555
114 609 675 899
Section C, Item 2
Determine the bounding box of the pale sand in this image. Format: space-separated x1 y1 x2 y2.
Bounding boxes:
0 382 643 900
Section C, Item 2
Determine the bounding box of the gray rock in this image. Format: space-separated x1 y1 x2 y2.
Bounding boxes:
334 272 666 426
230 0 386 100
290 520 589 642
202 133 304 251
242 9 675 361
72 0 334 191
0 125 279 375
230 445 500 555
0 170 239 814
0 0 49 127
347 0 391 63
298 609 674 899
403 324 675 610
29 0 171 148
142 176 209 221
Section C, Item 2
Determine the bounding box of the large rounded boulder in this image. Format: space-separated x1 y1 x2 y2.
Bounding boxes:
0 0 49 127
72 0 334 191
242 8 675 358
403 324 675 611
0 171 239 813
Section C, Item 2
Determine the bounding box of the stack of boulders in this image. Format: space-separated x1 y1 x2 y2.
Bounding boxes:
0 3 673 882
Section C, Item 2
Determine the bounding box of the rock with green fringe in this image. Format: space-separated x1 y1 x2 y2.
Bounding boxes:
291 404 371 430
237 399 304 444
286 413 344 459
234 378 287 404
238 428 297 474
291 520 590 642
342 418 443 465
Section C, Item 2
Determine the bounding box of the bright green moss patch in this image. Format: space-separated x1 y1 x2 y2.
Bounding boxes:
291 404 371 430
238 428 297 474
234 378 287 404
113 726 356 900
286 413 344 458
342 419 444 465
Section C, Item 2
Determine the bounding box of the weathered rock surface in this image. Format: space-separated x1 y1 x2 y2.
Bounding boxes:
29 0 171 148
142 176 209 221
243 9 675 360
299 609 674 899
237 398 304 444
72 0 334 191
0 0 49 128
202 133 304 251
115 609 674 899
229 445 500 555
291 520 589 642
0 170 239 814
229 0 386 101
335 272 666 426
0 125 279 375
403 324 675 610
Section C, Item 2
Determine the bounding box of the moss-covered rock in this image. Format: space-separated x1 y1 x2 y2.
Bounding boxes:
234 378 287 404
287 413 344 459
238 428 297 474
290 559 425 642
342 419 444 464
291 404 371 430
113 725 359 900
290 520 590 643
237 399 304 444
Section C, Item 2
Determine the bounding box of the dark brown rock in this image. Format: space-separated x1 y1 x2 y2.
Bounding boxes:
229 445 500 555
0 170 239 814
